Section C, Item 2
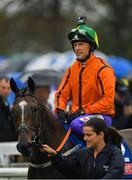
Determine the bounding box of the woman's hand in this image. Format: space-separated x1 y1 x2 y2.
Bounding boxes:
41 144 57 155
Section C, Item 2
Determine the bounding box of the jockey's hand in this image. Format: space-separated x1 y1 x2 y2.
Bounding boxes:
56 109 66 122
68 112 80 121
68 110 85 122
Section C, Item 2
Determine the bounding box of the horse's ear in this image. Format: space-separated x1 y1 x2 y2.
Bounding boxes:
27 77 35 94
10 78 19 95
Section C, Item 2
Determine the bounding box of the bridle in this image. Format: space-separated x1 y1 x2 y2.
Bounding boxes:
14 93 43 148
13 92 73 168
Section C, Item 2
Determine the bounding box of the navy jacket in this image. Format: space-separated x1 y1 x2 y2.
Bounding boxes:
51 143 125 179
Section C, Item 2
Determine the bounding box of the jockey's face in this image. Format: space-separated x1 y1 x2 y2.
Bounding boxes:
83 126 103 149
73 41 91 61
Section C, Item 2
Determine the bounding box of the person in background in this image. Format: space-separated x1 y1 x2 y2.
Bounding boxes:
122 95 132 128
0 75 16 142
41 118 125 179
54 16 116 135
113 78 132 129
112 78 128 129
32 73 52 110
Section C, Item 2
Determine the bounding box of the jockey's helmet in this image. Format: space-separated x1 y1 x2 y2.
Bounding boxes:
68 16 99 51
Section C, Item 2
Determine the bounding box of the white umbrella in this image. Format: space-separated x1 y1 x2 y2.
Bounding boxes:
24 50 107 72
24 52 61 71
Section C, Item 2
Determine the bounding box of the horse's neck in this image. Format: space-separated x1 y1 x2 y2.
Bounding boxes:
30 108 66 165
42 106 66 149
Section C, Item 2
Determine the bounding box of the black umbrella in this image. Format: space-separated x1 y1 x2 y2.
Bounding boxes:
19 70 64 87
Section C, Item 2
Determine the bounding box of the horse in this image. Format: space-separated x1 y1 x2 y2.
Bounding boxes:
10 77 132 179
10 77 75 179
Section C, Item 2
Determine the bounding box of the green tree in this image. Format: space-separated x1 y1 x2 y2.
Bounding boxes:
0 0 131 60
98 0 132 59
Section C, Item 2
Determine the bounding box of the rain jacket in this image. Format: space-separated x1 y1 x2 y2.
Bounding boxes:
55 54 116 116
51 143 125 179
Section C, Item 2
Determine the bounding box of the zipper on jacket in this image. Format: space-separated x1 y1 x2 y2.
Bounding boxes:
78 65 85 110
94 161 96 168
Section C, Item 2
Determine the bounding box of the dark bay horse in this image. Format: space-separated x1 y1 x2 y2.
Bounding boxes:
10 77 132 179
10 77 74 179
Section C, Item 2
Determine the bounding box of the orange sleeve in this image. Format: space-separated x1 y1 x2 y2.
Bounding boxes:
54 68 71 112
85 67 116 115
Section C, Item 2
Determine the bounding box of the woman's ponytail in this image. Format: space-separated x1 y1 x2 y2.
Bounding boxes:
106 127 123 149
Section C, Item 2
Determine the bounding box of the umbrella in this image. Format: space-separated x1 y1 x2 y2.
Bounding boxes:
24 52 62 71
107 56 132 78
24 50 108 72
7 72 26 107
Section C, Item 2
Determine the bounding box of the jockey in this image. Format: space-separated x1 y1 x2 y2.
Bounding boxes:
54 16 116 135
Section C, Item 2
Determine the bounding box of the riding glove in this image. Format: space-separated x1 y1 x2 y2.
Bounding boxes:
56 109 66 122
68 110 85 121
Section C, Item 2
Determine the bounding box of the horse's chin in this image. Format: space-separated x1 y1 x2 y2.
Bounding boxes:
17 143 32 157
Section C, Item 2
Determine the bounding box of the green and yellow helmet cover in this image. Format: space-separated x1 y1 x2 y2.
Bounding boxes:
68 24 99 50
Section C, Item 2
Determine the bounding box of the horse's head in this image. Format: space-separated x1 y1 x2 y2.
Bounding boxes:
10 77 42 157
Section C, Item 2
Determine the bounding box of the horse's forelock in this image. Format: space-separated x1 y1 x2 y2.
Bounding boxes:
21 87 28 95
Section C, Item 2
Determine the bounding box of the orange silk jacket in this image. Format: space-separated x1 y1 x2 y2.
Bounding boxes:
54 54 116 116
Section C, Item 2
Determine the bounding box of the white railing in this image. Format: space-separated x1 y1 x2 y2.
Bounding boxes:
0 142 28 178
0 142 19 155
0 167 28 177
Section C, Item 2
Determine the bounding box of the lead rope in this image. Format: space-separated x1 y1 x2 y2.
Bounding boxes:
30 127 81 169
56 127 72 152
30 128 71 168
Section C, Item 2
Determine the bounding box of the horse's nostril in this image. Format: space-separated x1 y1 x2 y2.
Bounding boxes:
16 143 22 153
17 143 32 157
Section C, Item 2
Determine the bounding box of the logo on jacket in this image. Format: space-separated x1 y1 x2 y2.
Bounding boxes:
103 165 109 171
